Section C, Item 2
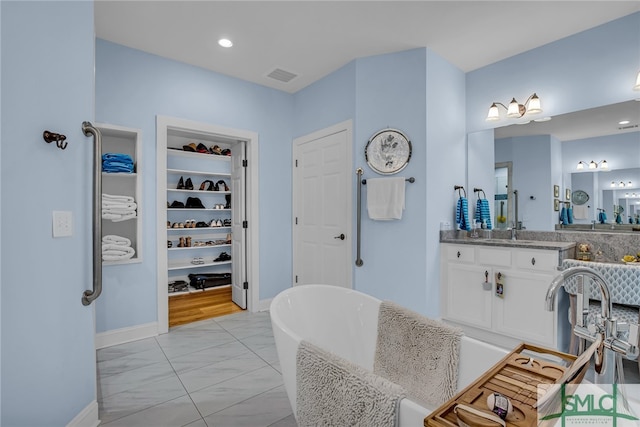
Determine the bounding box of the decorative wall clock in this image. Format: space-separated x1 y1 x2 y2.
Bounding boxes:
364 128 412 175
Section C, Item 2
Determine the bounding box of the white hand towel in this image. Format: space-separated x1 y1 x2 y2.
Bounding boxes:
102 235 132 246
573 205 589 220
366 177 406 220
102 193 135 203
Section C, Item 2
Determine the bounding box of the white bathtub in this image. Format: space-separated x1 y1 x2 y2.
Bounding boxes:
270 284 510 427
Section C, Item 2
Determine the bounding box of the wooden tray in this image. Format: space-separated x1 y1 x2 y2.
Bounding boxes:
424 343 588 427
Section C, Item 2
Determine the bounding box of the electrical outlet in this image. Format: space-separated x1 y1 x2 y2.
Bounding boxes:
52 211 73 237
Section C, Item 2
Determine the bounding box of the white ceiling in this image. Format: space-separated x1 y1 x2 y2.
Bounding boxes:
95 1 640 94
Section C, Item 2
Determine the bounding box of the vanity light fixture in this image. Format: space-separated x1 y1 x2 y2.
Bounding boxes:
486 93 542 121
576 159 608 170
619 181 626 188
634 70 640 91
611 181 616 187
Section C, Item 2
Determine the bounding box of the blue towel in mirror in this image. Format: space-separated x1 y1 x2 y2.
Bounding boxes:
475 199 492 230
560 206 568 225
567 207 573 224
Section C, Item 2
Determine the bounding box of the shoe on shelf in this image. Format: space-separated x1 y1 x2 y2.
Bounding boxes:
216 180 229 192
186 236 192 247
196 143 209 153
177 176 185 189
185 178 194 190
210 145 222 155
167 221 171 228
196 221 207 228
223 219 231 227
199 180 215 191
216 219 223 227
183 142 197 152
225 194 231 209
226 233 232 244
221 148 231 156
178 237 185 248
167 240 173 248
214 252 231 262
170 200 185 208
185 197 205 208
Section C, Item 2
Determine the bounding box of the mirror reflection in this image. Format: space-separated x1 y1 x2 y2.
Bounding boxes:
491 100 640 232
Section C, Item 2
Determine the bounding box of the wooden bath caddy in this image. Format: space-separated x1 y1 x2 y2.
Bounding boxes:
424 343 589 427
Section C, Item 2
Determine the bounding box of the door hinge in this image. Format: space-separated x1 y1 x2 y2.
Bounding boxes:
242 159 248 167
295 159 298 167
295 275 298 284
242 220 248 228
295 217 298 225
243 281 248 290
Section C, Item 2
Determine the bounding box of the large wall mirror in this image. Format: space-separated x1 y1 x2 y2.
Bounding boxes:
468 100 640 232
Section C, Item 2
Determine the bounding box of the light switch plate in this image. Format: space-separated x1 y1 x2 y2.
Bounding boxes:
52 211 73 237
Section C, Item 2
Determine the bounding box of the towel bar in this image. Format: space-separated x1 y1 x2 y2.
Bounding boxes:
361 177 415 185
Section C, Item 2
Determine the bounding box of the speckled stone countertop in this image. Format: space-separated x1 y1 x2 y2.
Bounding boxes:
440 229 639 264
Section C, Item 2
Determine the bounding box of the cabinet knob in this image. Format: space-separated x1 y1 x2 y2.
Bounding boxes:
457 251 461 258
531 257 536 265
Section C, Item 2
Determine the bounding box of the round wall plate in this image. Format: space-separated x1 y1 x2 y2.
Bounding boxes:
571 190 589 205
365 128 412 175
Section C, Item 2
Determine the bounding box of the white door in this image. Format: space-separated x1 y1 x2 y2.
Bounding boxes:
293 121 353 287
231 141 247 308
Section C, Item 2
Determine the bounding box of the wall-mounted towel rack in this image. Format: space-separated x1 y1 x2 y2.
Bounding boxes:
43 130 68 150
473 187 486 199
362 177 415 185
454 185 466 198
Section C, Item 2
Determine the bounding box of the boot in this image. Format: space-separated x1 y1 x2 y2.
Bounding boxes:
225 194 231 209
177 176 185 189
186 236 192 247
178 237 185 248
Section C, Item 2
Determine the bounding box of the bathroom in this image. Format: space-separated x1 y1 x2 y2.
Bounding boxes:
2 2 640 425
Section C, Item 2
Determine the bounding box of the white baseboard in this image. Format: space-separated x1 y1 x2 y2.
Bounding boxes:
95 322 159 349
258 298 272 312
66 400 99 427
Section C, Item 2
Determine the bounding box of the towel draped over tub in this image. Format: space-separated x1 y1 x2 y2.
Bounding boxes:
295 300 462 426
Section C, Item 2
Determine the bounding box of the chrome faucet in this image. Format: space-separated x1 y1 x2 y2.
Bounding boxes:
591 220 596 230
510 223 517 241
545 266 639 383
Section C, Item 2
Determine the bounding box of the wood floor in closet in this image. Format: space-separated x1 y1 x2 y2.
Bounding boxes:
169 286 244 327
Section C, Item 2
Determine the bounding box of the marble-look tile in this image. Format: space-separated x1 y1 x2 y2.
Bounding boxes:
98 346 168 378
203 385 293 427
97 337 161 363
99 376 188 424
229 323 275 340
215 311 271 332
182 419 208 427
100 395 202 427
189 365 283 417
155 328 237 359
98 359 177 400
178 350 268 393
268 414 298 427
168 339 250 374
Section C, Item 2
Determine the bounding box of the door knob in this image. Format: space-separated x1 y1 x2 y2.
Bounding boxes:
334 233 345 240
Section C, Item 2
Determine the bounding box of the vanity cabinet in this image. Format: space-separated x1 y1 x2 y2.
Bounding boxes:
441 243 568 350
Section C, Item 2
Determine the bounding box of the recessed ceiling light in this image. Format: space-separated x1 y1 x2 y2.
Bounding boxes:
218 38 233 48
619 120 630 125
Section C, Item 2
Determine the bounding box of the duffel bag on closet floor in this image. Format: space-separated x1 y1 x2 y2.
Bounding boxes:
188 273 232 290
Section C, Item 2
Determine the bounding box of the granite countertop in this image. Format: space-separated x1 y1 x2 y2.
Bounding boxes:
440 238 576 251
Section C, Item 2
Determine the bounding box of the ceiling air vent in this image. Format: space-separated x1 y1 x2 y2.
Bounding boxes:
618 124 639 130
267 68 298 83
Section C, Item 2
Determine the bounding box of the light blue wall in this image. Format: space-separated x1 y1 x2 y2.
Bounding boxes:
467 12 640 133
1 2 96 425
96 39 294 333
285 47 466 316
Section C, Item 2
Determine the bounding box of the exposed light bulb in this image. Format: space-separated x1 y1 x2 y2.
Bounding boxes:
218 38 233 48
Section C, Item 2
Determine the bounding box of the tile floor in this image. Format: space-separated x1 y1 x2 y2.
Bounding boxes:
97 310 297 427
98 310 640 427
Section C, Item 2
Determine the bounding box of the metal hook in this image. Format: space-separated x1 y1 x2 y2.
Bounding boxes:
43 130 68 150
454 185 466 198
473 187 486 199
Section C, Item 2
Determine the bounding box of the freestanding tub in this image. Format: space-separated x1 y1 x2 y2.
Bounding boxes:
270 284 510 427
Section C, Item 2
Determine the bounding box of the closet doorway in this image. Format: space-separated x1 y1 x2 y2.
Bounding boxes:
156 116 259 333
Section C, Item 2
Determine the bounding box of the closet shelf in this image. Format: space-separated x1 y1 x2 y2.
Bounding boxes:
168 284 231 297
168 260 232 271
167 168 231 178
167 226 231 233
167 208 230 212
167 149 232 162
168 244 231 251
167 189 231 194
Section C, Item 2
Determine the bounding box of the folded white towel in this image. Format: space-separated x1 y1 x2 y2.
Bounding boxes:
102 201 137 209
102 244 135 261
102 206 137 214
573 205 589 220
366 177 406 220
102 211 137 222
102 193 135 203
102 235 131 246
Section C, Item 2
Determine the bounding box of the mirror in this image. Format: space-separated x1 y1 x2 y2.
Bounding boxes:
469 100 640 232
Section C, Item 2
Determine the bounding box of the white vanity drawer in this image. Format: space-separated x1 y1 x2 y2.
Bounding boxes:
514 250 558 272
445 245 475 263
477 247 512 267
